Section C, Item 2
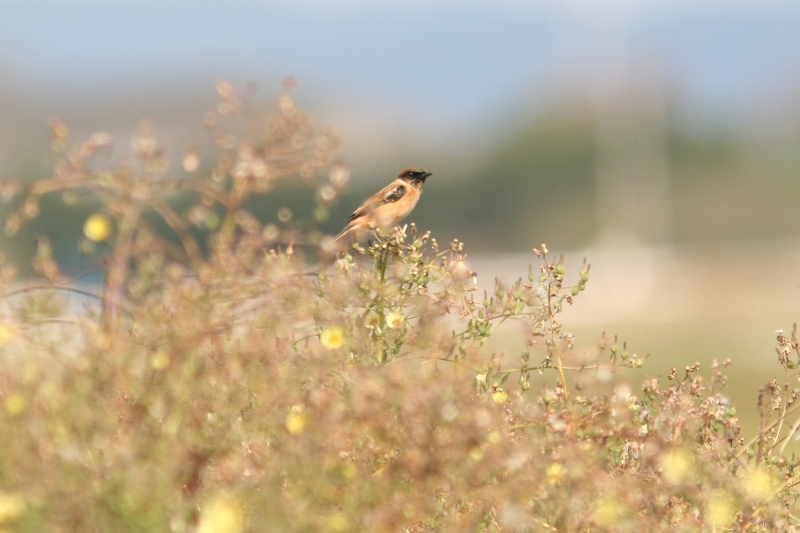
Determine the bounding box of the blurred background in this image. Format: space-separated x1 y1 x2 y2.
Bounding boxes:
3 0 800 431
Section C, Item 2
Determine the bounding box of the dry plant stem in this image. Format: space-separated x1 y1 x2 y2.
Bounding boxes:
1 283 102 301
551 328 569 404
149 196 204 267
385 355 478 373
779 326 800 454
218 188 245 243
373 240 391 363
777 414 800 454
29 175 94 195
544 254 570 404
772 364 792 448
732 398 800 464
102 212 139 326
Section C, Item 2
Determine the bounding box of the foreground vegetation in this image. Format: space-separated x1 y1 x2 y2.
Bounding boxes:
1 84 800 532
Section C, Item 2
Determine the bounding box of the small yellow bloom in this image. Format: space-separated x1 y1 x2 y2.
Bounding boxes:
328 513 349 532
705 492 735 529
742 466 774 501
197 496 243 533
469 447 484 461
364 313 380 331
23 363 38 384
4 394 26 417
660 448 694 485
341 463 358 479
0 492 26 523
492 390 508 404
320 326 345 349
592 498 621 527
285 407 307 435
0 324 14 347
151 351 170 370
385 311 405 329
83 213 113 242
546 462 564 484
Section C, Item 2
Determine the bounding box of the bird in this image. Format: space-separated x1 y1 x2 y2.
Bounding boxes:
333 167 432 244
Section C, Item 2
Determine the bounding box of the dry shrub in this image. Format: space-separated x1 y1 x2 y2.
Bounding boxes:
0 82 799 532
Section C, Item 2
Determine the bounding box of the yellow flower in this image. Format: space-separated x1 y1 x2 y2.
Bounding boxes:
285 407 307 435
592 497 621 527
341 463 357 479
320 326 345 349
197 496 243 533
328 513 349 532
385 311 405 329
364 313 380 331
83 213 113 242
0 492 25 523
0 324 14 347
4 394 25 417
492 390 508 404
546 462 564 484
660 448 694 485
705 492 735 529
469 447 484 461
151 351 170 370
742 466 774 501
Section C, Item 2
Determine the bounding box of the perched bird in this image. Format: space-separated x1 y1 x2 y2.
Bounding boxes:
334 167 432 244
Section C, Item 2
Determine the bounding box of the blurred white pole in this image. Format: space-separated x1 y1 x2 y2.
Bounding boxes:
592 59 675 246
557 3 674 247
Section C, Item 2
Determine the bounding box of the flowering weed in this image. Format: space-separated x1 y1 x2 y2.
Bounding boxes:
0 83 799 531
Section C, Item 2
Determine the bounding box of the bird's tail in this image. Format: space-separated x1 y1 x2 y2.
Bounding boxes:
333 225 355 244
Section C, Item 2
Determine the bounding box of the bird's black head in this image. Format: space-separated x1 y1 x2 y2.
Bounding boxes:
398 167 432 185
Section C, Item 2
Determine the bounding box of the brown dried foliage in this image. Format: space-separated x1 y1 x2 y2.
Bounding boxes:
0 83 799 532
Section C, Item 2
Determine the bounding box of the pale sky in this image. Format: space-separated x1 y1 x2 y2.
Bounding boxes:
1 0 799 144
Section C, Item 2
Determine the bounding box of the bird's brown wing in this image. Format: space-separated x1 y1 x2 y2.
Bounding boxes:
382 184 407 204
348 182 407 221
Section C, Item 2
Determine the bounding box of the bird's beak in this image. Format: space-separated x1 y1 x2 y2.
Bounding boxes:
421 172 432 180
